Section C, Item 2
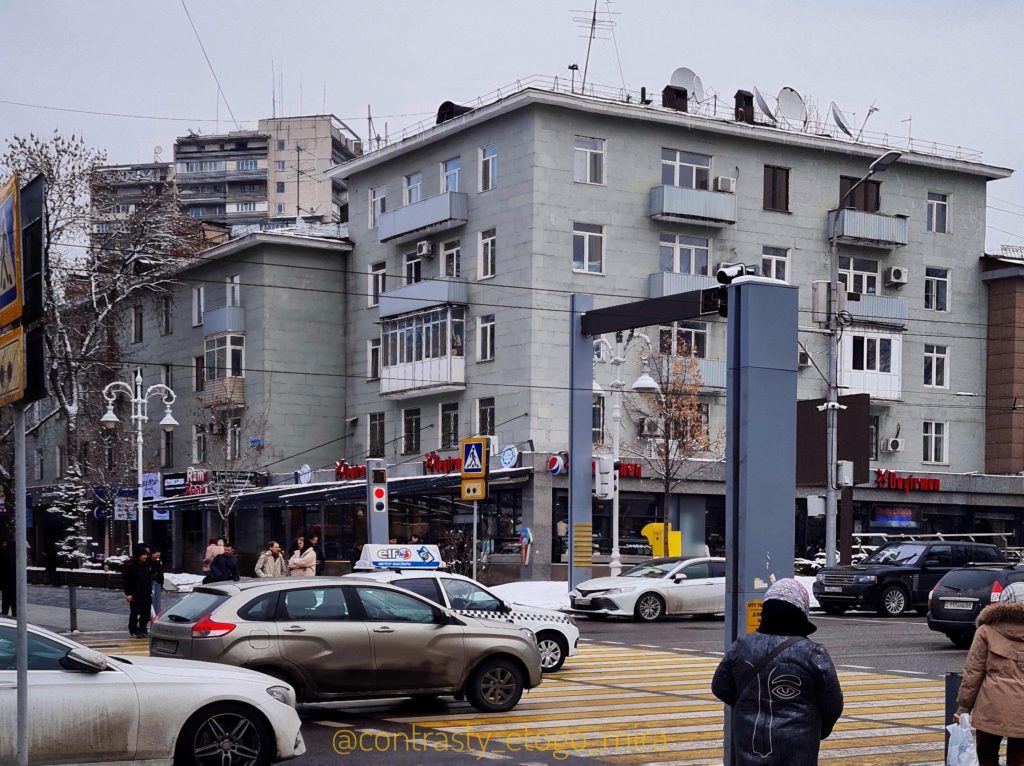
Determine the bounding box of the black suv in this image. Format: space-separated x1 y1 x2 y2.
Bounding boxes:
928 564 1024 647
813 541 1004 617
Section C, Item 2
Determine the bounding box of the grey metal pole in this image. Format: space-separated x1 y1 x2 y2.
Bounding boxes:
68 581 78 633
825 233 840 567
944 672 961 760
136 374 145 546
568 293 595 591
609 333 623 577
472 500 478 581
14 401 29 766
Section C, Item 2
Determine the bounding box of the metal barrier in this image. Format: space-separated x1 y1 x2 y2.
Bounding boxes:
945 672 961 761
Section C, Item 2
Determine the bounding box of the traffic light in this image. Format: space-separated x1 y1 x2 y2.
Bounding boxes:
368 466 388 514
594 455 615 500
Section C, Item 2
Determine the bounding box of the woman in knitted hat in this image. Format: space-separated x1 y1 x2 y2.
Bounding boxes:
956 581 1024 766
712 578 844 766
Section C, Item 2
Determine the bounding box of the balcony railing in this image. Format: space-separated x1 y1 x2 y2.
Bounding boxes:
844 293 907 329
377 191 468 243
648 272 718 299
380 355 466 398
656 356 726 390
203 305 245 336
379 277 468 319
827 209 908 248
649 185 737 226
699 358 727 389
199 377 246 409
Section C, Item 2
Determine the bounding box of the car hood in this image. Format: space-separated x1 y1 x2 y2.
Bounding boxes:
575 576 657 591
507 602 568 619
112 655 282 686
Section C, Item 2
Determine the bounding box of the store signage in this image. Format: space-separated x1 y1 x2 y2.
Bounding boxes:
141 472 162 499
873 506 917 528
874 469 940 492
500 444 520 469
335 461 367 481
113 497 137 521
423 453 462 475
359 544 442 569
162 467 210 497
548 453 643 478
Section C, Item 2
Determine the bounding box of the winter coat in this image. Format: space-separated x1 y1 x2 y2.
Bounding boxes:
149 559 164 585
288 546 316 577
0 546 15 586
207 553 240 583
957 600 1024 738
202 544 224 573
254 551 288 578
712 601 844 766
122 560 153 599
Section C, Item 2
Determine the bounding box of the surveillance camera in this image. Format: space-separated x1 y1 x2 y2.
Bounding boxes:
716 263 747 285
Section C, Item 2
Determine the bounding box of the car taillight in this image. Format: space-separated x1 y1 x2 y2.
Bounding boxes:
191 615 236 638
990 580 1004 604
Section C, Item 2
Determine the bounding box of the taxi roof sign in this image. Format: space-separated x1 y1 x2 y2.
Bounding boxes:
460 437 489 478
355 544 444 570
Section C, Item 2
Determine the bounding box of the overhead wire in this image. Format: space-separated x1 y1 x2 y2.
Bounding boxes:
179 0 240 130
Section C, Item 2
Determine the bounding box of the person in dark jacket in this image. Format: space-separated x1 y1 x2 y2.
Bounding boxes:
122 549 153 637
0 539 16 617
712 578 844 766
148 549 165 616
207 544 241 583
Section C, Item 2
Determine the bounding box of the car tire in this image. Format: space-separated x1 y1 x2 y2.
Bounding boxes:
877 585 910 617
536 631 569 672
174 702 272 766
821 603 848 616
949 633 974 649
465 658 524 713
634 593 665 622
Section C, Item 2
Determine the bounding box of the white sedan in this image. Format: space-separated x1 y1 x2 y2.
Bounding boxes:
569 556 726 621
0 617 305 765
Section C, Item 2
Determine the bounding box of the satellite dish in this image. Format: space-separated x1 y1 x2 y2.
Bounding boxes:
691 75 705 104
669 66 705 103
753 87 776 123
776 87 807 127
830 103 853 137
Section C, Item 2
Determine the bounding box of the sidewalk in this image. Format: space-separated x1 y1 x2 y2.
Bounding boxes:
21 584 183 635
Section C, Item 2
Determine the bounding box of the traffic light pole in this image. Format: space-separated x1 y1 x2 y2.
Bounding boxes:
14 401 29 766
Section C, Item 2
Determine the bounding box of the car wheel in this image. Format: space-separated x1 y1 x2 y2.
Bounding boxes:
949 633 974 649
466 658 524 713
175 702 272 766
634 593 665 622
821 603 848 616
877 585 909 617
537 631 569 672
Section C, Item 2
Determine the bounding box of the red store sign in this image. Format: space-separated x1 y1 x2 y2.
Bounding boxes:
334 461 367 481
423 453 463 475
875 468 940 493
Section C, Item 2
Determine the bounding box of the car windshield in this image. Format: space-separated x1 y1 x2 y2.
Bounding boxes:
621 559 685 579
863 543 926 566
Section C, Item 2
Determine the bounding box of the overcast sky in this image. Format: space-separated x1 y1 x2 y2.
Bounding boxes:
3 0 1022 249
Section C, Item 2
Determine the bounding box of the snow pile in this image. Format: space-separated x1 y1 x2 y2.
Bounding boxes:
796 576 820 608
491 581 572 610
164 572 205 593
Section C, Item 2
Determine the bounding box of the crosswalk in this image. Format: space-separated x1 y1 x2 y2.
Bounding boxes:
80 635 152 657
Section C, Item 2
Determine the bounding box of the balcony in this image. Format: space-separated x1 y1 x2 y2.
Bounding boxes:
648 185 737 226
844 293 907 329
699 358 727 389
379 277 468 319
381 356 466 399
656 356 726 390
377 192 468 243
648 272 718 299
827 209 908 249
203 305 245 336
200 377 246 409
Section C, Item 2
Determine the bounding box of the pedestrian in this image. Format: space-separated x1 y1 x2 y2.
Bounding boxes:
288 537 316 577
0 539 16 617
711 578 844 766
207 543 241 583
122 549 153 638
349 541 365 567
254 541 288 578
149 549 165 617
955 581 1024 766
202 537 224 574
308 534 325 576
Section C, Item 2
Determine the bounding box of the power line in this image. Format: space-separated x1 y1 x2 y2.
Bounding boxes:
180 0 239 130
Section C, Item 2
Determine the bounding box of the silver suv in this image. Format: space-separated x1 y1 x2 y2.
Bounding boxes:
148 578 542 712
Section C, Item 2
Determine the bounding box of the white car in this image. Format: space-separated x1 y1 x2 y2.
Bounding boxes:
569 556 726 622
0 617 305 765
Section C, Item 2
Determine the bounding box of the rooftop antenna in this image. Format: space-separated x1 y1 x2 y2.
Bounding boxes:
271 60 276 118
901 115 912 145
856 102 879 141
830 102 853 137
753 86 776 124
572 0 614 93
776 86 807 129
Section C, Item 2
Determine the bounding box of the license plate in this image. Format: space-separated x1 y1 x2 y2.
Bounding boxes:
152 638 178 654
574 597 591 606
945 601 974 611
824 586 843 593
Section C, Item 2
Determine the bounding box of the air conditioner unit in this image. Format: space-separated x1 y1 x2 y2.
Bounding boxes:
798 350 811 368
636 416 660 438
416 240 434 258
885 266 908 287
714 176 737 194
884 437 905 453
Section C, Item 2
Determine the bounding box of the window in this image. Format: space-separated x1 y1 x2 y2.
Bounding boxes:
838 256 879 295
56 445 66 479
179 160 225 174
441 157 461 193
282 588 350 621
923 421 947 464
660 321 707 358
402 408 421 454
369 261 386 307
761 246 789 282
161 429 173 469
592 395 605 444
34 449 43 481
159 296 172 335
205 335 245 380
276 139 285 150
369 185 386 228
839 175 881 213
354 586 436 623
238 592 278 622
927 192 948 233
925 267 950 312
131 304 143 343
852 335 892 373
479 144 497 191
367 338 381 380
763 166 790 212
661 149 711 190
236 159 257 171
238 183 261 194
477 397 495 436
275 160 286 171
393 578 443 604
276 203 285 215
440 402 459 450
478 314 495 361
442 579 501 611
479 228 496 279
869 415 879 461
572 223 604 274
924 344 948 388
192 286 205 326
161 363 173 390
660 233 709 275
192 425 207 464
574 136 605 184
403 172 422 205
368 412 385 457
381 306 465 366
404 252 422 285
0 627 69 671
442 239 461 278
193 355 205 392
234 202 257 213
227 417 242 461
111 202 133 214
276 181 285 194
226 274 241 307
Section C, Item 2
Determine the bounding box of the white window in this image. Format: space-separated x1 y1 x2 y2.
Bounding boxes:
160 430 174 469
205 335 245 380
479 145 497 191
477 397 495 436
404 252 422 285
368 412 385 458
440 402 459 450
226 274 241 307
442 239 461 278
276 203 285 215
592 395 605 445
660 321 707 358
660 233 710 275
369 185 386 229
925 267 950 312
572 223 604 274
923 421 947 464
761 246 789 282
852 335 893 373
369 261 386 307
574 136 605 184
661 148 711 190
403 172 422 205
227 417 242 461
479 228 496 280
275 160 286 171
839 256 879 295
441 157 461 193
367 338 381 380
191 286 205 326
192 425 208 464
402 408 421 454
924 344 948 388
111 202 134 215
179 160 225 174
927 192 948 234
478 314 495 361
236 159 257 171
235 201 256 213
161 363 173 389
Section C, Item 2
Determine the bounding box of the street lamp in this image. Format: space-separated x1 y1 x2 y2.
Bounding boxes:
595 331 655 576
101 371 178 546
824 149 902 566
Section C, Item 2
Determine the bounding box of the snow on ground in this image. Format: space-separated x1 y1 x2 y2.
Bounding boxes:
165 572 205 592
491 581 571 610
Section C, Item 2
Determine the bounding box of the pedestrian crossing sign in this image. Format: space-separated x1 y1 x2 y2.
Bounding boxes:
460 437 489 478
0 175 22 329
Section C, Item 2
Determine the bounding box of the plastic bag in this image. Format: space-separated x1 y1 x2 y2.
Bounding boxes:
946 713 980 766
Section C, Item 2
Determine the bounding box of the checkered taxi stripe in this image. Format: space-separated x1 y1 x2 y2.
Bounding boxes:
455 609 574 624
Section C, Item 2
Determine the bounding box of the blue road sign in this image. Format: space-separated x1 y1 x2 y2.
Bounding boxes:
460 437 488 478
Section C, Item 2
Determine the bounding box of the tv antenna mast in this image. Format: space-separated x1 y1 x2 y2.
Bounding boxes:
572 0 616 93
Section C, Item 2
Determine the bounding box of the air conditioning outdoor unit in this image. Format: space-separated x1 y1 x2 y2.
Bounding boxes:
798 350 811 368
714 176 737 194
884 437 905 453
416 240 434 258
885 266 908 287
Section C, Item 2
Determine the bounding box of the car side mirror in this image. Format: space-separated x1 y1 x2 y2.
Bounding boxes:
673 573 688 582
61 647 108 673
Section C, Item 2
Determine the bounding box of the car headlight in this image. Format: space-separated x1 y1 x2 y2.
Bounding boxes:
605 586 637 595
519 627 536 643
815 573 825 583
569 590 581 598
854 575 878 585
266 685 296 707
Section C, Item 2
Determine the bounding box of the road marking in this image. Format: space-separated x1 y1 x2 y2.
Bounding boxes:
310 720 352 728
886 669 927 675
838 664 874 669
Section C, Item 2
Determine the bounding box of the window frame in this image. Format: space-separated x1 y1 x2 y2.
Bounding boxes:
574 136 606 185
440 402 459 450
192 424 208 464
661 148 711 190
204 334 245 381
763 165 790 212
368 261 386 307
368 412 385 458
923 343 949 389
660 233 710 275
479 228 496 280
479 144 497 192
838 256 880 295
927 192 949 234
925 267 950 312
131 304 144 344
442 239 461 278
402 408 421 455
367 338 381 381
441 157 461 193
226 274 241 307
572 222 605 275
159 295 173 336
761 246 789 282
477 397 496 437
193 355 205 392
192 286 205 327
368 185 386 229
923 420 948 465
851 334 893 374
478 314 495 362
839 175 881 213
659 321 707 358
592 394 605 445
403 172 422 205
404 252 422 285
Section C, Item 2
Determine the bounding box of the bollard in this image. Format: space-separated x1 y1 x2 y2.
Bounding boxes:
944 672 961 761
68 582 78 633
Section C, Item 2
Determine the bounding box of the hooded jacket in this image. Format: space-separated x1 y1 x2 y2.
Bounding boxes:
254 550 288 578
712 600 845 766
957 600 1024 738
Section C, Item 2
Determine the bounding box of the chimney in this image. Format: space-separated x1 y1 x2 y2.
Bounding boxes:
662 86 688 112
735 90 754 124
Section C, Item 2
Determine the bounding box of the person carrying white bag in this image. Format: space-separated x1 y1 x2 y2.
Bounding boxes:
947 713 979 766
